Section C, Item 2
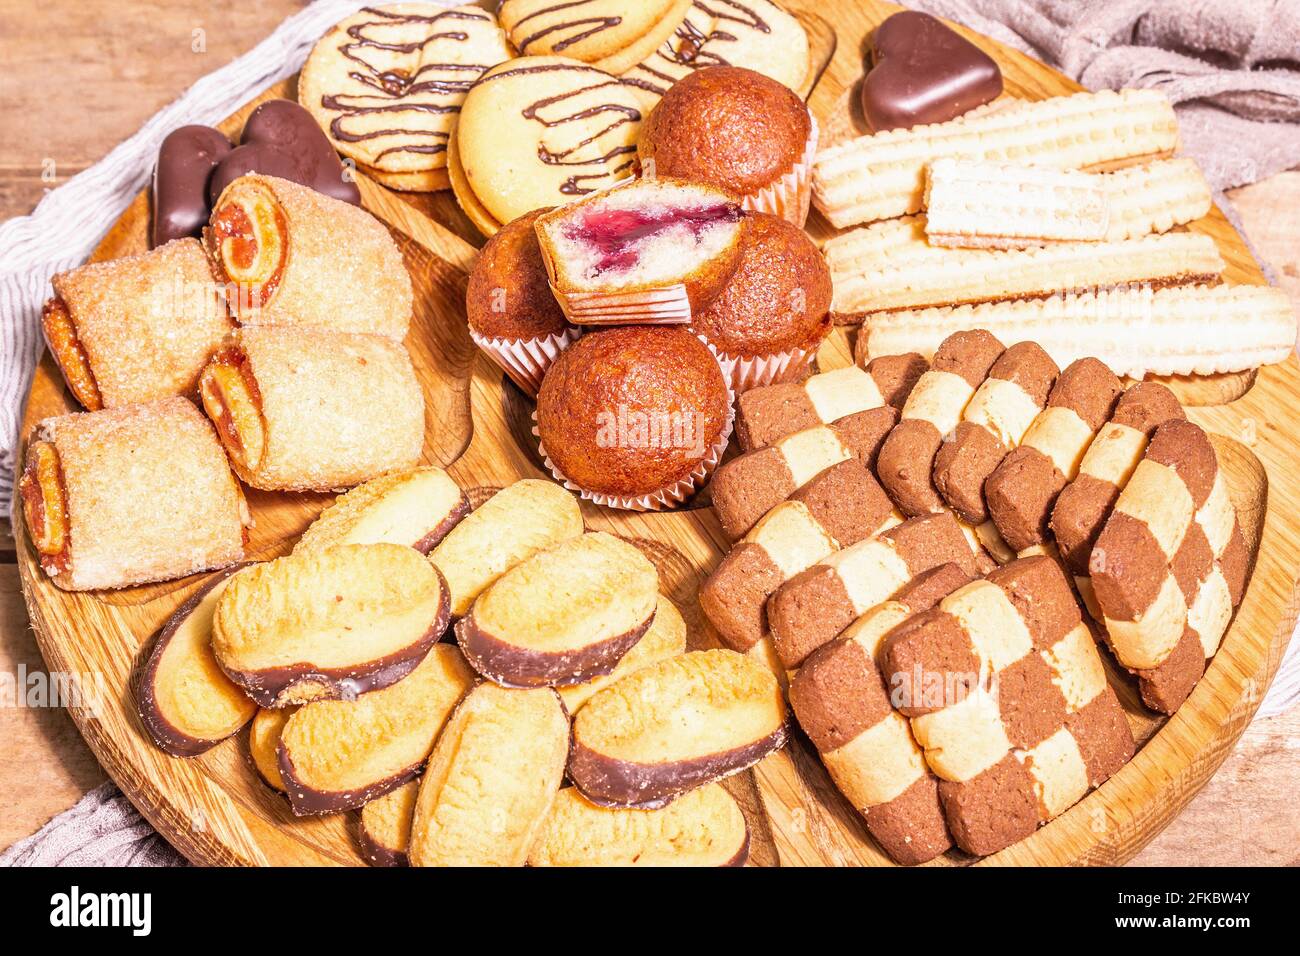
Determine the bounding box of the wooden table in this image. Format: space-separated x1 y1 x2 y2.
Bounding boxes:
1 0 1296 865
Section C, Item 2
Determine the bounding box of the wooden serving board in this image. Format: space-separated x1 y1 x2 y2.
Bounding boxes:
14 0 1298 866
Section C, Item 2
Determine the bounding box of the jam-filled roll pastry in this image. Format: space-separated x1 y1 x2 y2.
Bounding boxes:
204 174 412 339
199 325 424 492
18 397 249 591
42 238 233 411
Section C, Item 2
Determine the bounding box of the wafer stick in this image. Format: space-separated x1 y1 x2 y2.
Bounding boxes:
827 219 1223 316
921 158 1213 249
1101 158 1212 241
1091 419 1248 712
860 284 1295 377
735 356 927 452
924 160 1109 249
813 88 1178 228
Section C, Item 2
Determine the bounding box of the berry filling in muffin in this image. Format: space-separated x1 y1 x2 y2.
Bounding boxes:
570 202 744 275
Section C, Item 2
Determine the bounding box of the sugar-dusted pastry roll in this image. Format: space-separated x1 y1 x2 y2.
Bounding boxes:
42 238 233 411
204 174 412 339
18 397 249 591
198 326 424 492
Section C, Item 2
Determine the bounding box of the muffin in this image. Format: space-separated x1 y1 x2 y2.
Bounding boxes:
466 209 581 395
535 326 733 510
638 66 817 226
691 212 832 391
533 177 746 325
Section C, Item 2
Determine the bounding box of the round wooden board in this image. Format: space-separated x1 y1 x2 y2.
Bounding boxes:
14 0 1298 866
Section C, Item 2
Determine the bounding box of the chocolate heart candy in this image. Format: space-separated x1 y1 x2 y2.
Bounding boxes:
151 125 232 248
209 99 361 206
861 11 1003 133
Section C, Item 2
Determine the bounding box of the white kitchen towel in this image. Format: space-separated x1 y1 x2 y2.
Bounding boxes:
1 0 1297 867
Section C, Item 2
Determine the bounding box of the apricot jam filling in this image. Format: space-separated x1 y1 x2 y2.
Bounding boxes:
201 347 266 471
41 297 102 411
19 441 71 574
207 184 287 315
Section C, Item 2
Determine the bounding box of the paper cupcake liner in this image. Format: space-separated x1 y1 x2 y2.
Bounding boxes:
470 326 582 397
531 385 736 512
702 336 816 393
741 114 819 228
549 282 692 326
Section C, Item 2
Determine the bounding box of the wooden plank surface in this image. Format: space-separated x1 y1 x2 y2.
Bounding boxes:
0 0 1297 865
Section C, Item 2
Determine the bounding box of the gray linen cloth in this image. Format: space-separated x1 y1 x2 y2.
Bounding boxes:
2 0 1297 865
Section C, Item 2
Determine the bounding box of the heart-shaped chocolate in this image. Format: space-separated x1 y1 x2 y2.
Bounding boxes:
152 126 232 248
208 99 361 207
861 11 1003 133
151 99 360 249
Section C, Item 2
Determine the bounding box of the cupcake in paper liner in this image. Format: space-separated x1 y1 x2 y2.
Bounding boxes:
533 326 735 512
638 66 819 227
692 212 833 393
466 208 581 396
534 177 746 329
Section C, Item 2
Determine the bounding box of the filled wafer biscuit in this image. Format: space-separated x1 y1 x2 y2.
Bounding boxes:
827 217 1223 317
735 356 927 452
205 174 413 338
921 157 1213 249
278 645 473 815
1091 419 1248 712
211 544 450 707
135 563 255 757
768 513 981 670
700 464 899 659
861 284 1296 377
924 160 1109 249
19 398 249 591
429 479 584 617
879 556 1134 855
711 406 898 540
557 595 687 713
789 563 972 864
1101 158 1213 242
932 342 1059 524
294 467 469 555
457 532 659 688
569 649 787 808
813 88 1179 228
198 326 424 492
985 359 1124 552
408 683 569 867
43 239 233 411
876 330 1005 518
528 784 749 867
358 779 419 867
1050 383 1185 588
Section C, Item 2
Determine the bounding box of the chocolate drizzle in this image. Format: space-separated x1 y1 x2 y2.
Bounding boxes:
511 1 623 54
479 62 641 196
321 5 499 161
621 0 771 96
